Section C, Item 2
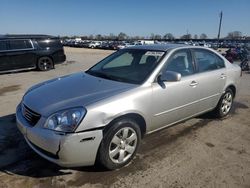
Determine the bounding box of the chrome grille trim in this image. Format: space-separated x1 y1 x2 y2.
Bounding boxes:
22 104 41 126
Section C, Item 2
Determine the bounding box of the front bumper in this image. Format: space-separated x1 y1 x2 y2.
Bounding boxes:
16 104 103 167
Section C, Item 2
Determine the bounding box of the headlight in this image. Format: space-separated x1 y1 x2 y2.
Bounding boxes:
44 107 86 132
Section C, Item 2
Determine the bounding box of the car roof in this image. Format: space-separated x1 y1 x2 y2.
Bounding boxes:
126 43 188 51
0 34 59 40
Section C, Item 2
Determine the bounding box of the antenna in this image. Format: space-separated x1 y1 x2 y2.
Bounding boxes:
217 11 223 46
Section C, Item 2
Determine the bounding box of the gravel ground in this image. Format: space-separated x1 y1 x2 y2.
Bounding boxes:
0 47 249 188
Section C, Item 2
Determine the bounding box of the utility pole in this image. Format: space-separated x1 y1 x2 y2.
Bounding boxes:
217 11 223 47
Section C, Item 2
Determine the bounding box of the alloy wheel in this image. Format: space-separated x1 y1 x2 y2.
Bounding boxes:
221 92 233 115
38 57 53 71
109 127 138 164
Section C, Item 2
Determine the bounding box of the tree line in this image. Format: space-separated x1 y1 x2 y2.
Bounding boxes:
61 31 248 41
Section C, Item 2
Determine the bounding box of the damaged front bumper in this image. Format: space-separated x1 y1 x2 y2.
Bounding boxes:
16 104 103 167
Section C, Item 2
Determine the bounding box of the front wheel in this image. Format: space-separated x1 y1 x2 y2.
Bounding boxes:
37 57 54 71
214 88 234 118
97 118 141 170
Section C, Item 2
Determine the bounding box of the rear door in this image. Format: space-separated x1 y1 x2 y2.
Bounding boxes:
0 40 11 71
192 49 226 111
8 39 36 69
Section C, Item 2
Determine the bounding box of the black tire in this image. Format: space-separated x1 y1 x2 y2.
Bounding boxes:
37 57 54 71
97 118 141 170
241 61 249 71
214 88 234 118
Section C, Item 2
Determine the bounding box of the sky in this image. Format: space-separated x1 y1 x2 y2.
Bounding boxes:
0 0 250 38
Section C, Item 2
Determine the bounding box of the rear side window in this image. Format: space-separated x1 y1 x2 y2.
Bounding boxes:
0 41 8 51
9 40 33 50
194 49 225 72
37 39 62 48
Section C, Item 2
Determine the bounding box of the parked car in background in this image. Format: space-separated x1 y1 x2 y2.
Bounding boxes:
88 41 101 48
0 35 66 73
17 44 241 170
117 42 141 49
98 41 112 50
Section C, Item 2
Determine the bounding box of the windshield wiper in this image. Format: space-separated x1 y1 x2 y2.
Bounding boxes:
86 70 115 80
86 70 139 84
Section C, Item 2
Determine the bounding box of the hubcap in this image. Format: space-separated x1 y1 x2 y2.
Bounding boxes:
109 127 137 164
221 92 232 115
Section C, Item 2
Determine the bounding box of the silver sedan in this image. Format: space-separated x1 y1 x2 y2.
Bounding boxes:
16 44 241 169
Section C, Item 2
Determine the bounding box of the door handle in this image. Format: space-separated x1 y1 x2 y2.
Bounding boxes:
220 73 227 79
190 81 198 87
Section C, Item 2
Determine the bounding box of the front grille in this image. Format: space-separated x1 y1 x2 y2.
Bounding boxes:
22 104 41 126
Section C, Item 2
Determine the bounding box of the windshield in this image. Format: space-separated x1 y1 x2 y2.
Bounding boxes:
86 49 165 84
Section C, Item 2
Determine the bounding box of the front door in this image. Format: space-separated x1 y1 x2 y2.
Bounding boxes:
150 49 201 132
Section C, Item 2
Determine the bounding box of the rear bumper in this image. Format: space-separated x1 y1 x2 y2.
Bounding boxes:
53 54 66 64
16 104 103 167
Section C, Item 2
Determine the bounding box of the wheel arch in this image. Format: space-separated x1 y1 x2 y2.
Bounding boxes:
37 55 55 69
103 113 147 138
226 84 236 98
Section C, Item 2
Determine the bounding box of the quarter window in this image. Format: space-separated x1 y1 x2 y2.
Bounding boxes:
194 49 225 72
9 40 33 50
165 50 194 76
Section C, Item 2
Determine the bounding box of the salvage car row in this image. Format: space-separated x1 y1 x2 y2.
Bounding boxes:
62 39 154 50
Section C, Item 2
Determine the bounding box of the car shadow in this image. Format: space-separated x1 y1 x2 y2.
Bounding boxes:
0 114 75 178
0 100 248 181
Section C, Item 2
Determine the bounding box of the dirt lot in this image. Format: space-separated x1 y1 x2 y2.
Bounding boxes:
0 47 250 188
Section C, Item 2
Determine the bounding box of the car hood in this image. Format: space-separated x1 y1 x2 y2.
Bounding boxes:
23 72 137 117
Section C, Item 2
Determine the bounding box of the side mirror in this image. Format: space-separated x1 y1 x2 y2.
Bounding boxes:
159 71 181 82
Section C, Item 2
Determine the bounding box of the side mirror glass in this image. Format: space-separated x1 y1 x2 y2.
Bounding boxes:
159 71 181 82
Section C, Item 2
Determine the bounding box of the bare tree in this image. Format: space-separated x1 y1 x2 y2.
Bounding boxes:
118 32 127 40
194 34 198 39
108 33 117 40
88 34 94 40
95 34 103 40
226 31 242 39
180 34 192 40
150 33 155 40
154 34 162 40
150 33 162 40
163 33 175 40
200 33 208 39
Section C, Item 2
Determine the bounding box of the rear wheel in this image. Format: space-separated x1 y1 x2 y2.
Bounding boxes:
97 118 141 170
214 88 234 118
241 60 249 71
37 57 54 71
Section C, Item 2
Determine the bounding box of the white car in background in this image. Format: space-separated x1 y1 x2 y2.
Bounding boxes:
88 41 101 48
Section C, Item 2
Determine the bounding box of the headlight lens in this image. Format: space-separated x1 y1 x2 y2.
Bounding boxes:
44 107 86 132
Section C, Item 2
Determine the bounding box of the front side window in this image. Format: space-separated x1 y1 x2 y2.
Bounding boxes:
194 49 225 73
9 39 33 50
164 49 194 76
86 49 165 84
